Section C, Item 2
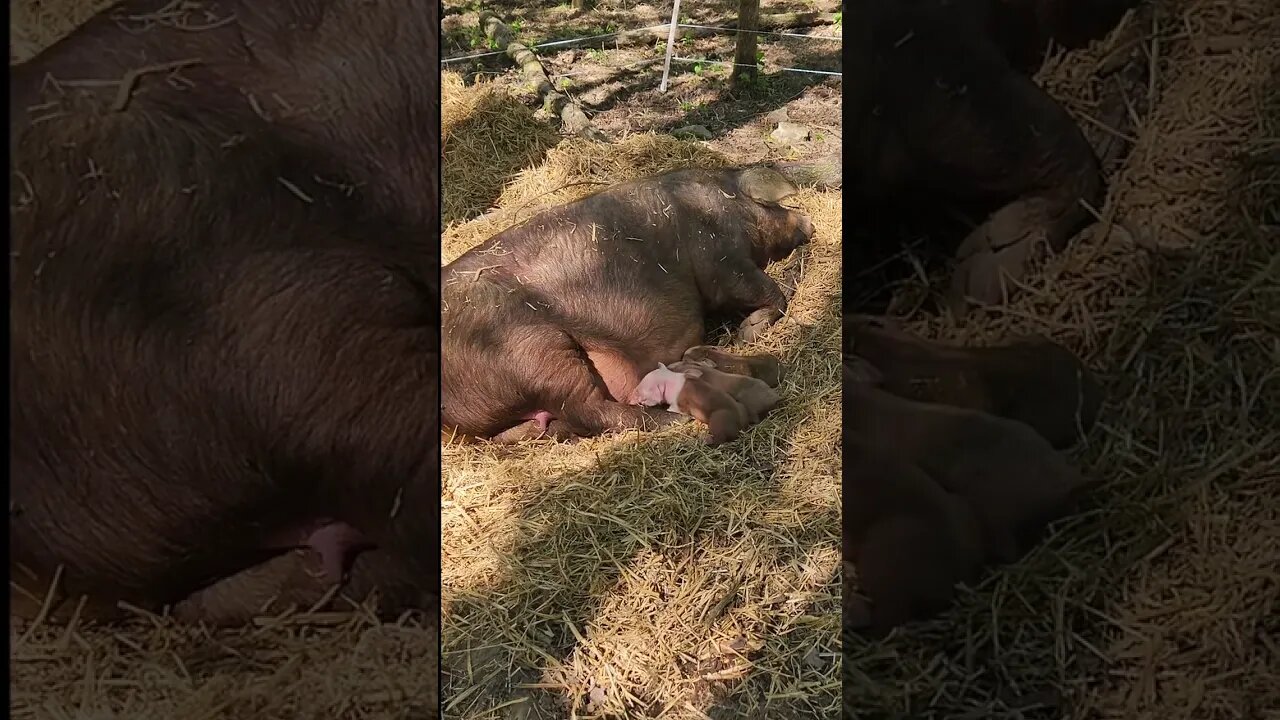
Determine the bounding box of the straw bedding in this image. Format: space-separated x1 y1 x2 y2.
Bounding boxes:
439 69 844 717
845 1 1279 717
9 0 1277 718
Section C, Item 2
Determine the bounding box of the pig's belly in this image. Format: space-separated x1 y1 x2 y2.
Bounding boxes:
571 296 705 401
587 348 648 402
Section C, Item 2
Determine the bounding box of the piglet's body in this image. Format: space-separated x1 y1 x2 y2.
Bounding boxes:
668 362 780 424
680 346 783 388
630 364 750 445
628 364 689 413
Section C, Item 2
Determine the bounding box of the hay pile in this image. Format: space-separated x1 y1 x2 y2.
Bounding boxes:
11 611 439 719
442 70 560 227
845 0 1279 717
440 87 844 717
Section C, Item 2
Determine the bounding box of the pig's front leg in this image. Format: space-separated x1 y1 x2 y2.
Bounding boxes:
710 260 790 343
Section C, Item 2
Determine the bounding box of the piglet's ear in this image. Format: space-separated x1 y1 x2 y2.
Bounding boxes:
658 362 668 371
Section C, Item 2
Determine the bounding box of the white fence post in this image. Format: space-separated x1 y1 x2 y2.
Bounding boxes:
659 0 682 92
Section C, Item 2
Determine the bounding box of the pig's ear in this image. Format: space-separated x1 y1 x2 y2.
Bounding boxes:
737 167 798 204
658 362 668 371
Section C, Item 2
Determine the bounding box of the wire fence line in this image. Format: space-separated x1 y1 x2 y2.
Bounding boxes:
461 54 841 84
675 22 841 42
442 23 672 64
670 55 842 76
441 20 842 79
551 56 665 80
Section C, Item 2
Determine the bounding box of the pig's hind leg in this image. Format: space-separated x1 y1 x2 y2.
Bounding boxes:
491 417 580 443
171 550 334 626
552 385 685 439
521 333 685 438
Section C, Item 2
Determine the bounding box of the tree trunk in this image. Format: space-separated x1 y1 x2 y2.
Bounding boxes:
480 12 608 142
770 153 843 190
732 0 761 84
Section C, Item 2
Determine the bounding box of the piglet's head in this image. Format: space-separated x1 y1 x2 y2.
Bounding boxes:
628 363 685 406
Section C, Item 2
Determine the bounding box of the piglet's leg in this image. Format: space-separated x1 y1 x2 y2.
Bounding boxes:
682 345 783 387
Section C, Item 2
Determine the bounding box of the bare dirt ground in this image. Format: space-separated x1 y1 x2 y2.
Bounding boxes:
442 0 842 197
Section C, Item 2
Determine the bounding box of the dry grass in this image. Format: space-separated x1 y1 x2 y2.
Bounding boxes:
441 71 560 227
439 96 843 717
11 0 1278 718
11 609 440 720
845 0 1280 717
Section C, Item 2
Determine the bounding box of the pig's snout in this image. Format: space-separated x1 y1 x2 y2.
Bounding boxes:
758 209 815 264
629 382 663 406
794 214 815 244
